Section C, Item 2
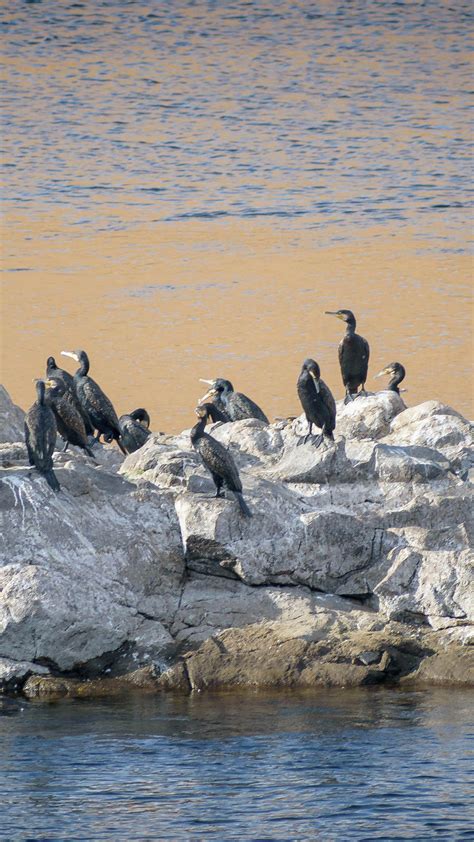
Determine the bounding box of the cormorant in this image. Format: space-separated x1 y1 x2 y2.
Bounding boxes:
45 378 96 458
46 356 74 390
375 362 406 394
61 349 126 454
24 379 60 492
297 359 336 446
199 402 228 424
199 378 268 423
190 404 252 517
46 356 94 437
325 309 370 403
119 408 151 454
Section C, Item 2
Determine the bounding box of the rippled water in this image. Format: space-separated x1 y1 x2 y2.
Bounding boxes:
3 0 472 229
1 1 472 425
1 688 472 840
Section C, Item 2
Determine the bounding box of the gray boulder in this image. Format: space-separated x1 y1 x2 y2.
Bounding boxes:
0 386 25 444
382 400 473 463
335 391 406 440
0 461 184 671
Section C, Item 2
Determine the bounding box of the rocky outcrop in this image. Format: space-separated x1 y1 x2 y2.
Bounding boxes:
0 386 25 444
0 386 472 696
0 452 182 673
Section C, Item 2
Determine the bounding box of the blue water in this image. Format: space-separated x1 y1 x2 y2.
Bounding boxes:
2 0 472 241
1 688 472 840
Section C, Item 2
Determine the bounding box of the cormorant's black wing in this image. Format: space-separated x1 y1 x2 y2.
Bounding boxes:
24 418 34 465
119 415 150 453
54 395 88 446
230 393 268 423
80 377 121 432
319 379 336 420
199 434 242 492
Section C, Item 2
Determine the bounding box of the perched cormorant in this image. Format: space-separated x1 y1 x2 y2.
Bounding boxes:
119 408 151 454
297 359 336 447
46 356 94 436
325 309 370 403
46 356 74 390
198 402 228 424
61 349 126 454
375 362 406 394
190 404 252 517
24 379 60 492
199 378 268 423
44 378 96 458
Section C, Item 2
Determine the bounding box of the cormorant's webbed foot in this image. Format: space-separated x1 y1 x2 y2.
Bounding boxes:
214 489 224 499
356 386 368 398
311 434 323 448
344 391 355 405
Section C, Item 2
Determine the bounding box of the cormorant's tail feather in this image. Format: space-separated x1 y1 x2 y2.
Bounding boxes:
116 436 127 456
43 469 60 492
234 491 252 518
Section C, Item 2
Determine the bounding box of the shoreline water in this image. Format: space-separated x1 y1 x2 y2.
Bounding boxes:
1 686 472 840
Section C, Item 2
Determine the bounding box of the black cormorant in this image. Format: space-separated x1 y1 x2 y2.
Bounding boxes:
199 402 228 424
24 380 60 492
119 408 151 454
46 356 74 390
45 378 95 458
61 349 126 454
297 359 336 446
325 309 370 403
190 404 252 517
375 362 406 394
199 378 268 423
46 356 94 436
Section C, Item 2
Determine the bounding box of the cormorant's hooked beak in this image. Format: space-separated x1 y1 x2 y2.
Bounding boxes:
199 379 218 404
198 387 218 404
61 350 79 362
309 371 321 393
325 311 344 320
374 366 393 379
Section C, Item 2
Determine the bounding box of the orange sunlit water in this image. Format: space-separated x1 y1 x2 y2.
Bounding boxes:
1 1 472 429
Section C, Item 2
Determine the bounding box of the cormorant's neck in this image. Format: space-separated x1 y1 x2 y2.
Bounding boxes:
190 415 207 444
207 404 227 423
36 382 46 405
388 371 404 393
388 380 399 393
78 353 89 377
130 408 150 426
219 390 230 406
345 320 356 336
